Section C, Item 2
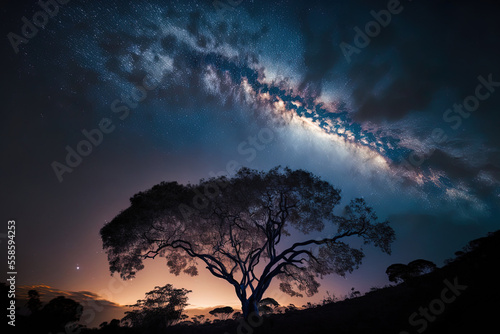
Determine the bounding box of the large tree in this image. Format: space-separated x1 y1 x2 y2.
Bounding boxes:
101 166 395 319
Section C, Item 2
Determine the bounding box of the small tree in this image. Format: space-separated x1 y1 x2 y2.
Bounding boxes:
26 289 43 315
258 298 279 315
285 304 298 313
321 291 336 305
408 259 437 276
39 296 82 333
191 314 207 325
122 284 190 330
386 259 437 283
209 306 234 320
348 287 361 299
99 319 121 332
386 263 411 283
302 301 316 309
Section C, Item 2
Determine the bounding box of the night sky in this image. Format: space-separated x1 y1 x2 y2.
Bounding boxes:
2 0 500 327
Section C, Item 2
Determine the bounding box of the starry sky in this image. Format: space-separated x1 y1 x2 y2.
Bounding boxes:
2 0 500 326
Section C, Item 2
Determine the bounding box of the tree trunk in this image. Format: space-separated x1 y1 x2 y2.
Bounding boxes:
241 296 260 320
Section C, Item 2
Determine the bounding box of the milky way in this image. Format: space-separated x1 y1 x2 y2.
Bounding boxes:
28 0 497 216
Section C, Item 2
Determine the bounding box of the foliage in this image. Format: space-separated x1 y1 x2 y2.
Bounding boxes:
386 259 437 283
321 291 337 305
13 288 83 333
284 304 298 313
232 311 242 320
209 306 234 320
302 302 316 309
98 319 122 333
26 289 43 314
348 287 361 299
38 296 83 333
192 315 202 322
191 314 210 325
258 297 280 314
122 284 190 330
259 297 279 307
385 263 409 283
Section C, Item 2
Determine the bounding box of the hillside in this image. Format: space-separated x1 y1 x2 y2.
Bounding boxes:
162 229 500 334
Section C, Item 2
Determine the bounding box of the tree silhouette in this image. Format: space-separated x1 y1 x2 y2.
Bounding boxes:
99 319 122 334
408 259 437 276
386 263 409 283
258 297 279 314
101 167 395 319
26 289 43 315
386 259 437 283
209 306 234 320
122 284 190 330
39 296 82 333
285 304 298 313
191 314 208 325
348 287 361 299
321 291 337 305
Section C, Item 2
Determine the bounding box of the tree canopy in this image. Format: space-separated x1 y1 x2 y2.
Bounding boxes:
209 306 234 320
37 296 82 333
258 297 280 314
386 259 437 283
26 289 43 314
101 166 395 318
122 284 190 330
